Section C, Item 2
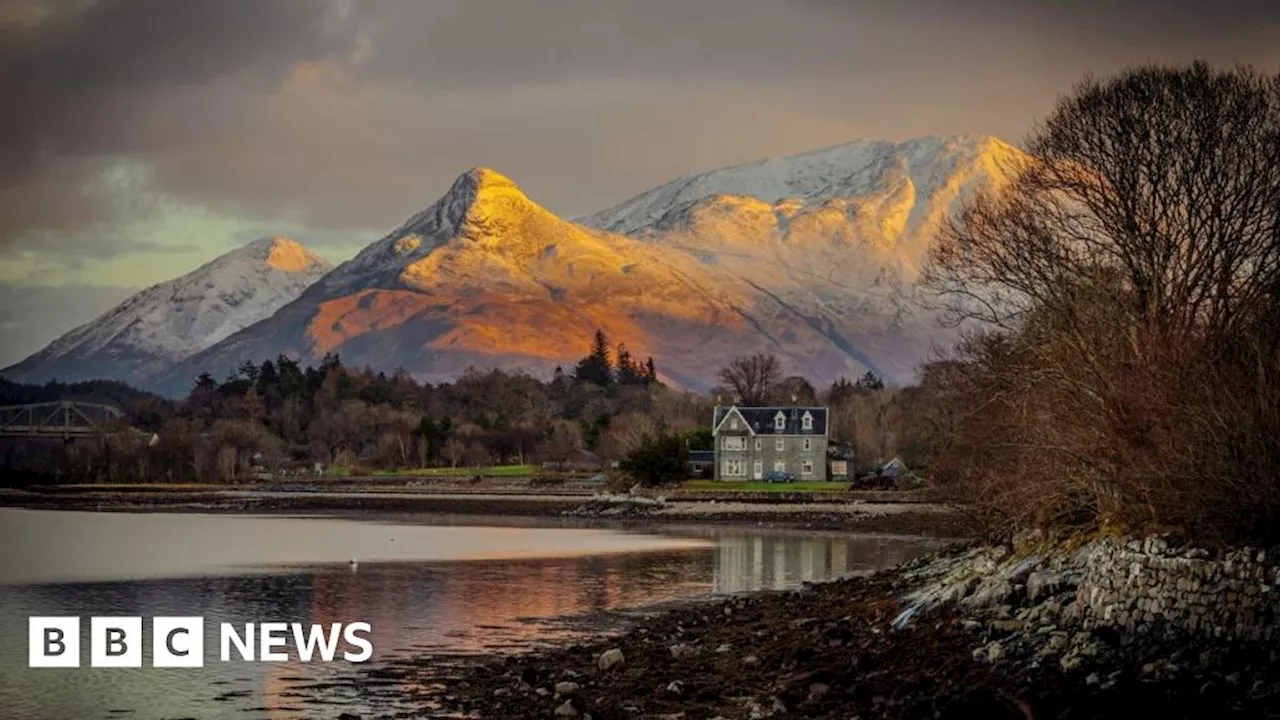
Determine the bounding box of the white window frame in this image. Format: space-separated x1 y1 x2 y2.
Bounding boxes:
730 417 738 430
722 459 746 477
803 438 812 452
774 412 786 431
774 460 786 472
754 438 761 451
801 412 813 431
775 437 785 451
801 460 814 476
722 436 746 451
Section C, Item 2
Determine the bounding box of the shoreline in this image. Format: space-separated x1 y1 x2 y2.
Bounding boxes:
0 486 980 537
371 535 1280 719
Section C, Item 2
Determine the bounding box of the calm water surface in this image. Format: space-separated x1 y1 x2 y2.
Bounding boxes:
0 508 942 719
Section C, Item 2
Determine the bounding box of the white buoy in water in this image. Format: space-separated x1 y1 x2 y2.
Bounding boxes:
349 558 359 570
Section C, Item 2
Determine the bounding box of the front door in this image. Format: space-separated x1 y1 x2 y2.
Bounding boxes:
753 460 763 480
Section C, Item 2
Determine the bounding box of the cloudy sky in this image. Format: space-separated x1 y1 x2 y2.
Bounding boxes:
1 0 1278 366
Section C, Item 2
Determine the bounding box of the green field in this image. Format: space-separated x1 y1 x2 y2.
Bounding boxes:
680 480 852 492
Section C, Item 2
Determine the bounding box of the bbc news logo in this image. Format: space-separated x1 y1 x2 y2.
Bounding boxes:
29 617 373 668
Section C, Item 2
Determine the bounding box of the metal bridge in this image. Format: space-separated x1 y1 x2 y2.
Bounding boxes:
0 401 129 439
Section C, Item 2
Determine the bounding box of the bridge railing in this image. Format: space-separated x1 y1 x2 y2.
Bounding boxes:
0 401 128 439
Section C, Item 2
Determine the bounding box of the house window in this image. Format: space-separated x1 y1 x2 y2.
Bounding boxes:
730 417 738 430
775 438 785 452
754 438 761 451
801 460 814 476
722 436 746 451
774 460 786 472
802 412 813 431
774 412 786 431
722 459 746 477
803 438 812 452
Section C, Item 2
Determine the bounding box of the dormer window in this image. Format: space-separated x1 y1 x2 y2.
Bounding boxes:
774 412 786 431
801 411 813 431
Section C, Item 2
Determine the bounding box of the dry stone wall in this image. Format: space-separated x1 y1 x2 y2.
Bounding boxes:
896 532 1280 643
1074 537 1279 642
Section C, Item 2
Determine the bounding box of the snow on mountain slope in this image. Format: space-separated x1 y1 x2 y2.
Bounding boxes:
154 140 1019 395
2 237 331 385
582 135 1026 381
584 135 1020 242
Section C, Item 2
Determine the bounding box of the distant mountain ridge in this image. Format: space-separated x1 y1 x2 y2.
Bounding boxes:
7 136 1023 394
150 136 1021 394
1 237 331 386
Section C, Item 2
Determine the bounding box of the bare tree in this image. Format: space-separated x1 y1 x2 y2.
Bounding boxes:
718 353 781 406
541 419 585 462
927 62 1280 345
923 62 1280 541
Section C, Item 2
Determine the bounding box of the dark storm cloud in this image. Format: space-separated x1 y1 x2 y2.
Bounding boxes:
2 0 1278 262
0 0 355 242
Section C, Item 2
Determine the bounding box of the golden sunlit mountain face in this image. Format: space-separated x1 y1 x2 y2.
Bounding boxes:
263 236 326 272
298 167 757 375
155 137 1030 391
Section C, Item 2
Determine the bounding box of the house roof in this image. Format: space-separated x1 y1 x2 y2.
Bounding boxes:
713 405 828 436
688 450 715 463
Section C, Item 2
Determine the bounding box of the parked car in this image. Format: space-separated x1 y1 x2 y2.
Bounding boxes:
763 470 796 483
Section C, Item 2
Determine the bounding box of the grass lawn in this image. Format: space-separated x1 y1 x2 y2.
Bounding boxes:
681 480 852 492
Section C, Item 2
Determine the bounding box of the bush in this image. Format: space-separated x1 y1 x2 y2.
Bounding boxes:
619 433 689 486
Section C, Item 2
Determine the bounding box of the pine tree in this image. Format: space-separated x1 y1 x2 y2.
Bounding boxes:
193 372 218 393
573 329 614 386
237 361 260 384
854 371 885 392
615 343 643 385
644 357 658 385
827 376 856 405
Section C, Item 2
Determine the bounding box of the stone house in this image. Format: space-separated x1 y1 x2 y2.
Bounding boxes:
711 405 829 481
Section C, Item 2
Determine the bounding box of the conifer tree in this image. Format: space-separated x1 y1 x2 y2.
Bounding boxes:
615 343 644 385
573 329 614 386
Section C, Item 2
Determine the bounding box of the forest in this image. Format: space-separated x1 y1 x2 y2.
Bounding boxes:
0 329 926 485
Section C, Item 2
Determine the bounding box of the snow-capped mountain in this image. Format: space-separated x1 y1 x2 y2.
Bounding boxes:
585 134 1020 269
582 135 1025 382
153 136 1021 394
2 237 331 386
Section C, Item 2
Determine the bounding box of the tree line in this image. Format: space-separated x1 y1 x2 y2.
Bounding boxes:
0 330 917 485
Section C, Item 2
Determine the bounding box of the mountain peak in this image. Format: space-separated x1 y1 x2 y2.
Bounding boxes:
385 166 542 244
437 167 526 209
3 234 332 386
457 166 519 192
228 236 330 273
